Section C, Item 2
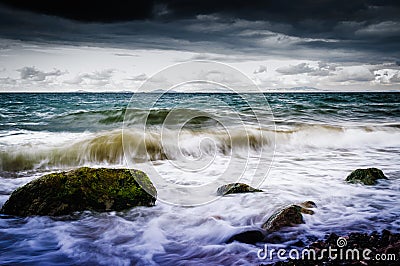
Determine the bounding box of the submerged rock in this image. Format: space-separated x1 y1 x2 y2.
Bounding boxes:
346 168 387 185
262 201 316 233
227 229 266 244
1 167 156 216
216 183 262 196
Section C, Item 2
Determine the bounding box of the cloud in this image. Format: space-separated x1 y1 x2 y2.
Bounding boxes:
307 62 337 76
390 73 400 83
355 21 400 38
1 0 154 22
276 63 314 75
0 77 17 85
82 69 114 80
330 66 375 82
373 68 400 84
127 73 148 81
114 53 138 57
17 66 64 81
253 65 267 74
64 69 114 86
2 0 400 27
275 61 339 77
0 2 399 65
188 53 260 63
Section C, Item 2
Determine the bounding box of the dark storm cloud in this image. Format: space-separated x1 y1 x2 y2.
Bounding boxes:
0 1 399 64
2 0 399 24
0 0 155 22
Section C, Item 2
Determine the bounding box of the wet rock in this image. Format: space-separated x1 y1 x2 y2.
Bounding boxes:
346 168 387 185
227 229 265 244
1 167 156 216
262 201 316 232
216 183 262 196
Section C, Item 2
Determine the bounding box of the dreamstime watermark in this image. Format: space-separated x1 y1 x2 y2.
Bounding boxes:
257 237 398 262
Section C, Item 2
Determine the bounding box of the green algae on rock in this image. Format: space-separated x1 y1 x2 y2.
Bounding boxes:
346 168 387 185
0 167 157 216
262 201 317 233
216 183 263 196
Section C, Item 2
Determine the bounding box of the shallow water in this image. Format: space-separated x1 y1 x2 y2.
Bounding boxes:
0 92 399 265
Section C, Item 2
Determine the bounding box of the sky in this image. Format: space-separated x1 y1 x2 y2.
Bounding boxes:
0 0 399 92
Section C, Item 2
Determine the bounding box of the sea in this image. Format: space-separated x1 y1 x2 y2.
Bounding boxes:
0 92 399 265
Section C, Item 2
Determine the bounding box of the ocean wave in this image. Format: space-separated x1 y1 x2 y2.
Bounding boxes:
56 108 216 126
5 108 222 133
277 124 400 148
0 124 399 171
0 127 271 171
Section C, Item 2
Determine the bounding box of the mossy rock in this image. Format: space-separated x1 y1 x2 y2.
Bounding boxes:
0 167 157 216
346 168 387 185
261 201 316 233
216 183 262 196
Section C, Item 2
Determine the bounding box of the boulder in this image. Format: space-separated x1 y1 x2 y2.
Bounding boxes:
227 229 265 244
262 201 316 233
346 168 387 185
1 167 156 216
216 183 262 196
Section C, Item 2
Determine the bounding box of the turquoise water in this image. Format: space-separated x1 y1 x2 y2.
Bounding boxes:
0 92 399 265
1 93 399 132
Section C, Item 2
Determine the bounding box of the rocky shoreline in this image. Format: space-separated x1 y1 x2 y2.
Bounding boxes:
0 167 397 265
221 168 398 265
270 230 400 266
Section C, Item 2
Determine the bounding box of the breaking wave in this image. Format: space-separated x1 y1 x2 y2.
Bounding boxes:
0 127 271 171
0 124 399 172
